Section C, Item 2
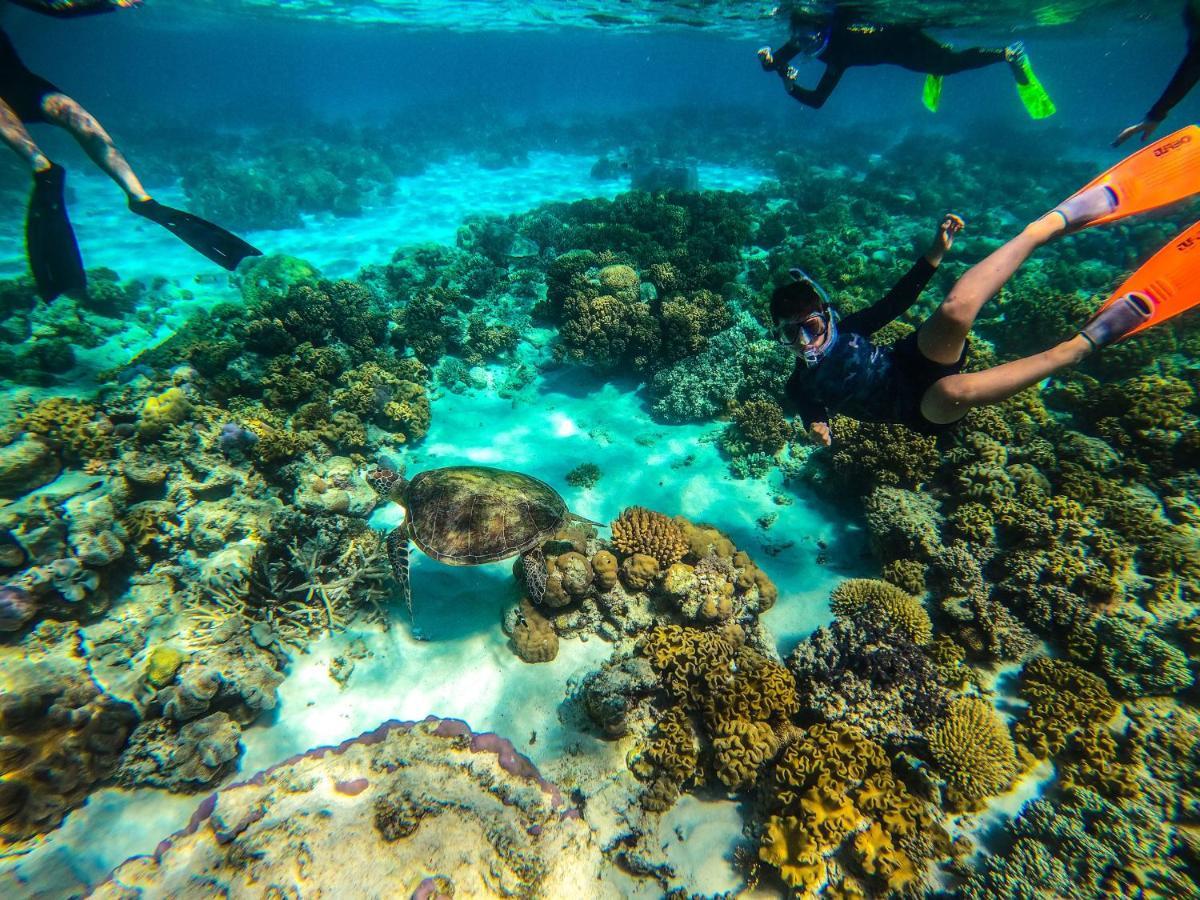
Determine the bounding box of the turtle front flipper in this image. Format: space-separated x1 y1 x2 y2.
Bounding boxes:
386 526 412 618
522 546 548 604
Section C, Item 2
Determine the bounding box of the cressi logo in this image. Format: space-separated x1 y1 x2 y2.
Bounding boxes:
1154 135 1192 157
1178 235 1198 251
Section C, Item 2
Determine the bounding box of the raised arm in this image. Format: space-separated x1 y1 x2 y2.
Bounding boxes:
840 215 962 336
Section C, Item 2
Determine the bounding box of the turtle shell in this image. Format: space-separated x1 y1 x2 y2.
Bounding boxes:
404 466 568 565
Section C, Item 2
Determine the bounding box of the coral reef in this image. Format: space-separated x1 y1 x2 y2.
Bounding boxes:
92 718 611 899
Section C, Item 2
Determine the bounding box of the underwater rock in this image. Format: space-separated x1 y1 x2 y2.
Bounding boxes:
0 436 60 499
93 718 610 898
0 623 138 845
0 584 37 632
116 712 243 793
293 456 376 517
154 632 284 726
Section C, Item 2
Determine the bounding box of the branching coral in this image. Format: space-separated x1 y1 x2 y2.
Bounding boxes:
611 507 689 567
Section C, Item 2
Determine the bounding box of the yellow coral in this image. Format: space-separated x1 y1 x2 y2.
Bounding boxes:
712 719 778 790
759 816 827 894
676 517 734 559
1014 657 1117 758
644 706 699 786
597 264 640 303
139 387 191 438
144 646 185 688
590 550 618 591
620 553 660 592
927 697 1018 810
510 599 558 663
829 578 932 645
20 397 114 460
611 507 689 567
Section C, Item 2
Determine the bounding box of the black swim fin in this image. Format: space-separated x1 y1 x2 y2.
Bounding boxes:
26 164 86 302
129 198 262 271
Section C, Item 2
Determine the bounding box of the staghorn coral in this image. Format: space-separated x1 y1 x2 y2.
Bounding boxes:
927 697 1018 811
829 578 932 645
611 507 689 567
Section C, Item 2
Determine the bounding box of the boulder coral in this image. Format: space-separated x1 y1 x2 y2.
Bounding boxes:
927 696 1019 811
829 578 933 645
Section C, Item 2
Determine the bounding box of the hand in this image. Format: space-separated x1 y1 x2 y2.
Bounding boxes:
758 47 776 70
785 65 798 82
112 0 143 7
808 421 832 447
927 213 965 265
1113 119 1161 147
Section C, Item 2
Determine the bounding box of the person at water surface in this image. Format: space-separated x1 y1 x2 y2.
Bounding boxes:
1114 0 1200 146
757 6 1029 110
1 0 260 301
774 176 1189 445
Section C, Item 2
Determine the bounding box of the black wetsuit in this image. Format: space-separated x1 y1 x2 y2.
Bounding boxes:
784 256 966 435
1 1 119 122
770 19 1008 108
0 29 62 123
1147 0 1200 123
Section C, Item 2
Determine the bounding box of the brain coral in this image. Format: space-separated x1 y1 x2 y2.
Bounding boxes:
611 507 689 567
829 579 933 645
927 697 1018 811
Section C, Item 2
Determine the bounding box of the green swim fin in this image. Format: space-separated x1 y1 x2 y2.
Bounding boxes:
1012 55 1056 120
922 74 944 113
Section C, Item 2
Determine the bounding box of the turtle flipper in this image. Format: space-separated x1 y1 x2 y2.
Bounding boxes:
386 528 412 618
522 546 547 604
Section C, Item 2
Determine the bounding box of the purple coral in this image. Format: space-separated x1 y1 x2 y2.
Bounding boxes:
0 584 37 632
218 423 259 455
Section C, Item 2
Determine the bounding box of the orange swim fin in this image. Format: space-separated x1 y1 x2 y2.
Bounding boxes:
1089 220 1200 342
1055 125 1200 230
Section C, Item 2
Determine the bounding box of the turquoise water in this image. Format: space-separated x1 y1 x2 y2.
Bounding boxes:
1 2 1199 898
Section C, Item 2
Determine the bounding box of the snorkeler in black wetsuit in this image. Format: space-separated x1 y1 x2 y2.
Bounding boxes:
758 9 1025 110
1114 0 1200 146
1 0 260 301
774 181 1171 444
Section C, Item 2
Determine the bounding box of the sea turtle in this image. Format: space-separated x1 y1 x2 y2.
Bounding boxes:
366 464 600 611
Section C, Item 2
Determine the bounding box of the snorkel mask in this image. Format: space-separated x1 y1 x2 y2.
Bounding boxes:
778 267 838 367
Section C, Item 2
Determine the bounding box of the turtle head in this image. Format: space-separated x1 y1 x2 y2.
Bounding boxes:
365 465 410 504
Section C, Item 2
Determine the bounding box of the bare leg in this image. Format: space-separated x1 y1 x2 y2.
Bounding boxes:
916 215 1065 365
0 98 52 172
921 335 1091 424
40 93 150 201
